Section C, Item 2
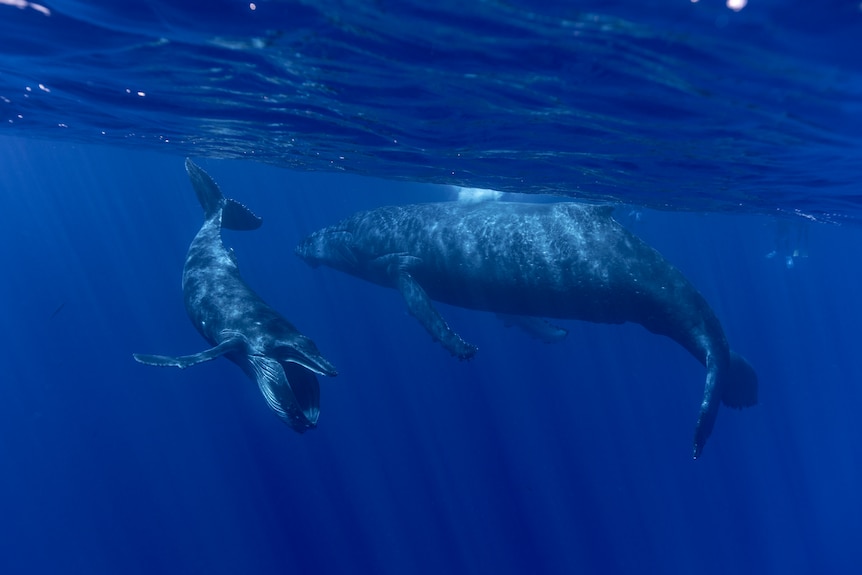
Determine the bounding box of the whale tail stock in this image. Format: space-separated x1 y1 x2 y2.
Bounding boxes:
693 350 758 459
184 158 262 231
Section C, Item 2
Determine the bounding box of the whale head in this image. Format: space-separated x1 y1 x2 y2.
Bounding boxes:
247 335 338 433
295 228 358 271
271 334 338 379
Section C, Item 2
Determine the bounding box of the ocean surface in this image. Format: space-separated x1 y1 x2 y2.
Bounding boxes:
1 1 861 574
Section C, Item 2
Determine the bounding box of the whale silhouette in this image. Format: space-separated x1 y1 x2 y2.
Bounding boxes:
296 201 756 456
134 159 336 432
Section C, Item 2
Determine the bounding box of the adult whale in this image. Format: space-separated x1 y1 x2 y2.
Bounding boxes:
295 201 756 457
134 159 337 433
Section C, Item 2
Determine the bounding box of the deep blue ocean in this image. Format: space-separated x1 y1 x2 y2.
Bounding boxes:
2 1 861 574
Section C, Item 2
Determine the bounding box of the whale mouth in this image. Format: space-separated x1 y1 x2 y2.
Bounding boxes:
294 242 321 268
273 337 338 378
279 360 322 428
294 237 322 267
291 354 338 378
248 355 320 432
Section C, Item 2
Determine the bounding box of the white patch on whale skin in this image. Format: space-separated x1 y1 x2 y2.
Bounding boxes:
456 187 503 203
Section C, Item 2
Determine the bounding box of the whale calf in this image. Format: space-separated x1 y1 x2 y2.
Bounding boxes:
134 159 336 432
295 201 756 456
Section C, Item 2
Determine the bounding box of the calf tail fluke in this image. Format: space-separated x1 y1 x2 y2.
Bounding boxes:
185 158 262 231
185 158 223 219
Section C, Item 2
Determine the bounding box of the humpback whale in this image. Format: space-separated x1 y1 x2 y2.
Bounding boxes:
295 201 756 456
134 159 337 432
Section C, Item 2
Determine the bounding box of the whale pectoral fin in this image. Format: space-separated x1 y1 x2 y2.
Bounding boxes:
395 271 477 360
132 337 245 369
693 355 722 459
496 314 569 343
693 366 720 459
693 351 759 458
371 253 422 275
393 254 422 271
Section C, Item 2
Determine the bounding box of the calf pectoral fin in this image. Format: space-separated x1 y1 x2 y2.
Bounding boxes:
132 337 245 369
497 314 568 343
395 271 477 360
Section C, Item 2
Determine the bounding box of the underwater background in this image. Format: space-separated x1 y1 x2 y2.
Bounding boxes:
2 1 862 574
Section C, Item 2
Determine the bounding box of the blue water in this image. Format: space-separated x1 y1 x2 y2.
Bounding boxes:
2 2 862 574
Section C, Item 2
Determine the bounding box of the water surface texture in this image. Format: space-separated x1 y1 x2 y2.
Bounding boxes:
2 0 861 217
1 2 861 574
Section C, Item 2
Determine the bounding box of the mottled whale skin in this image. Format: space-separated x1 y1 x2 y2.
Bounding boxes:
134 159 336 432
296 201 756 457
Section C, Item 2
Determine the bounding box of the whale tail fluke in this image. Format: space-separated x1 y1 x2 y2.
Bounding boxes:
222 199 263 230
693 350 758 459
721 351 758 408
185 158 262 231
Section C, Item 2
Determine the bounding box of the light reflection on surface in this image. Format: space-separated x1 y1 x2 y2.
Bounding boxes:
0 0 50 16
690 0 748 10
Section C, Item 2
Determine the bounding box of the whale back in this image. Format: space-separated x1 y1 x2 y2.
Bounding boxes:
298 201 728 362
310 202 680 320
